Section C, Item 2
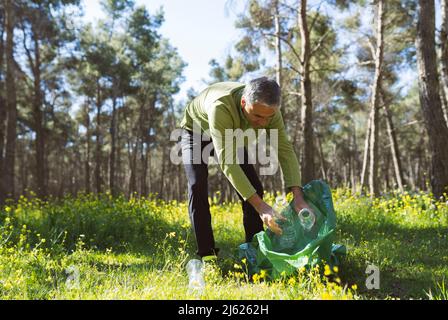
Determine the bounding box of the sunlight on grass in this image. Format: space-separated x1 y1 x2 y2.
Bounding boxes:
0 190 447 300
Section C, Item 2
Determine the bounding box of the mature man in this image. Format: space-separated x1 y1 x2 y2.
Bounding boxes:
179 77 310 261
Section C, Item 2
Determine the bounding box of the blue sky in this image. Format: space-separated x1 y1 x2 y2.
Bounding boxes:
82 0 245 103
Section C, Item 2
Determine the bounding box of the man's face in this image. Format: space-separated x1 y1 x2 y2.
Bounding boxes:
241 97 278 129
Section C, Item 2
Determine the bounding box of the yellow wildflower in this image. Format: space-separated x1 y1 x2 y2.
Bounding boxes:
252 274 260 283
324 265 332 276
321 292 332 300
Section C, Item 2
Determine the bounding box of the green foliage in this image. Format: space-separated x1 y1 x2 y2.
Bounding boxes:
208 55 249 83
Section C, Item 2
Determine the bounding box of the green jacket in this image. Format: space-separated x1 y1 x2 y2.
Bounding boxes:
179 81 301 201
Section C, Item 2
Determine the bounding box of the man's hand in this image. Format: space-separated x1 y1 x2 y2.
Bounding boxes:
291 186 313 215
259 206 285 236
248 193 286 235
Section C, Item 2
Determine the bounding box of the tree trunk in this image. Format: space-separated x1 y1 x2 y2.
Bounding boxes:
350 150 355 191
416 155 423 190
273 0 287 194
0 17 5 183
381 89 405 192
58 148 65 198
384 151 391 191
19 142 28 194
441 84 448 126
129 143 138 196
351 122 358 193
0 105 4 190
407 154 416 190
2 0 17 203
343 164 348 188
31 36 47 199
138 101 148 196
84 102 91 193
140 142 147 196
273 0 282 105
360 113 371 192
292 95 302 154
316 134 327 180
116 105 122 195
147 145 152 195
95 79 102 194
416 0 448 199
109 95 117 196
441 0 448 126
298 0 315 185
159 146 166 196
368 0 384 198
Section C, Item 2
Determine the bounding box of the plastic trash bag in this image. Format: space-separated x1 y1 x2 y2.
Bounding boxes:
238 180 346 279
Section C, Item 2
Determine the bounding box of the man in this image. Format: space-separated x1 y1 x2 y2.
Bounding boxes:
179 77 311 261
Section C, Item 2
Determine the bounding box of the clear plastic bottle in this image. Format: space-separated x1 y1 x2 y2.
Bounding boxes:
273 195 288 213
274 196 297 251
186 259 205 295
298 208 316 231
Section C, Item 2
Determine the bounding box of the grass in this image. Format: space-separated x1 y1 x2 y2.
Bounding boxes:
0 189 447 300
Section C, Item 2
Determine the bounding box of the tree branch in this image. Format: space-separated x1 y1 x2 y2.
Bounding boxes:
285 62 301 75
287 91 302 97
261 31 304 65
357 60 375 66
310 66 340 74
310 29 331 58
21 26 36 75
308 1 325 35
366 36 376 58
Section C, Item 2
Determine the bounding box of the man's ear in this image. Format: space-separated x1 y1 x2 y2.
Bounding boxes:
241 96 246 108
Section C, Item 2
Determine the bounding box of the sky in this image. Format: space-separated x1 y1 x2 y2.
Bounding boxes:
82 0 245 103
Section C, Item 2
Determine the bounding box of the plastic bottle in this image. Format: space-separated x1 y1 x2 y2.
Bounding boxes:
274 196 297 251
186 259 205 295
273 195 288 213
298 208 316 231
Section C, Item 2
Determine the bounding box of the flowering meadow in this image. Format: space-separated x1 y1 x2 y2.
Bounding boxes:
0 190 447 300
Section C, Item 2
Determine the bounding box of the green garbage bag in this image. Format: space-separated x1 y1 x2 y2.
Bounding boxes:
238 180 346 279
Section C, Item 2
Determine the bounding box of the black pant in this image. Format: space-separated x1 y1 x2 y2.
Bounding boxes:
180 129 264 257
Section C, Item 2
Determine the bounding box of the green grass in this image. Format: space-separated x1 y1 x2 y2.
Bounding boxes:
0 190 447 300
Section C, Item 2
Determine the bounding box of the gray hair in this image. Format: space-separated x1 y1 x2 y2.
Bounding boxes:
242 77 281 107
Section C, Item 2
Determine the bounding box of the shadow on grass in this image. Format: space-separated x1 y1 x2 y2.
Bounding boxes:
337 219 447 299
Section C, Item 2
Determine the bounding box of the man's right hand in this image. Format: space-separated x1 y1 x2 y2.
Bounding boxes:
248 193 285 235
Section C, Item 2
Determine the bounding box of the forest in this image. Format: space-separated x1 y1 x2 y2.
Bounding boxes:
0 0 447 301
1 0 447 203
